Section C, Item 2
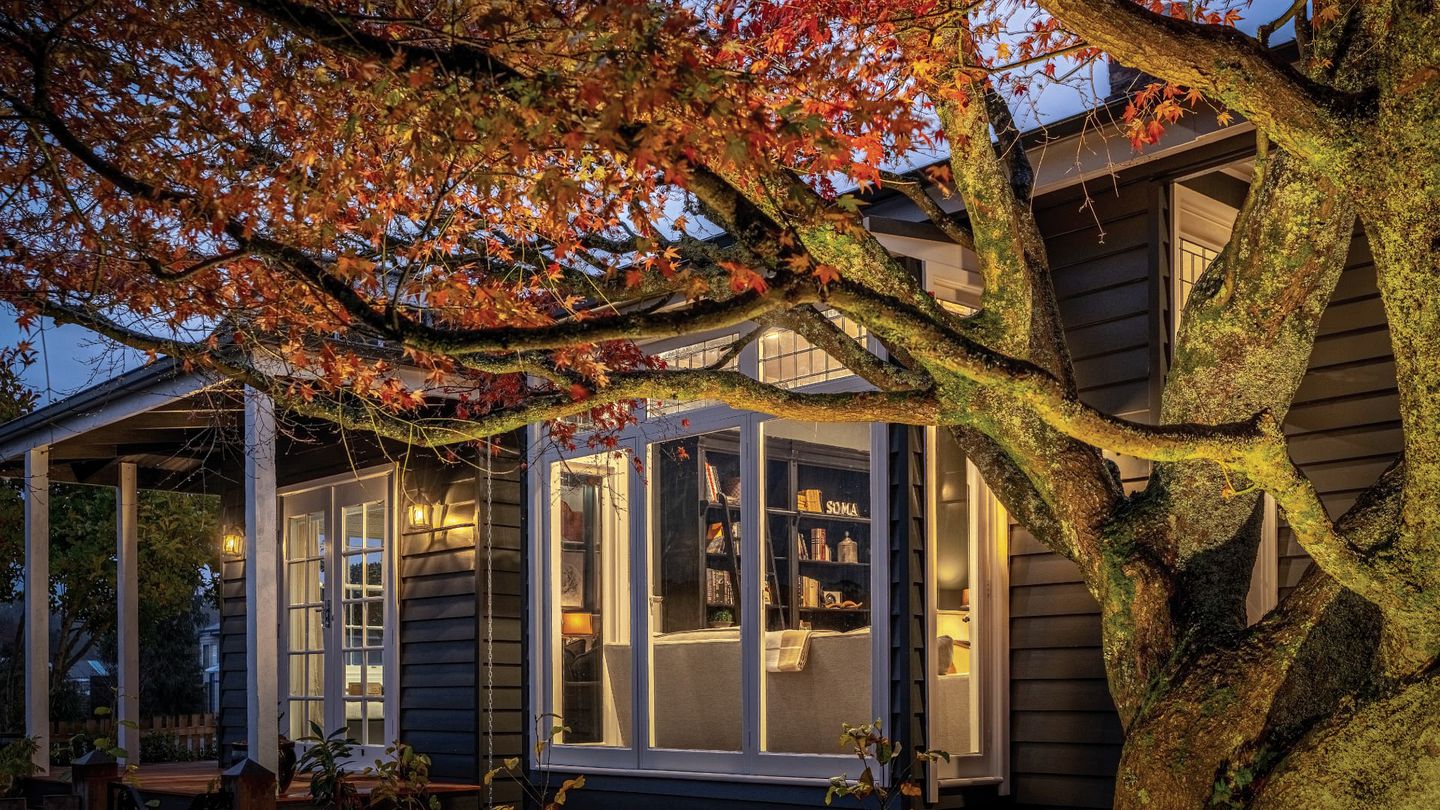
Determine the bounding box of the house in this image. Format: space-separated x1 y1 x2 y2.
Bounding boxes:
198 619 221 715
0 74 1396 809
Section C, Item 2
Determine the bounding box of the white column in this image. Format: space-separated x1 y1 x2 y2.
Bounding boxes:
23 446 50 774
244 389 280 774
116 462 140 766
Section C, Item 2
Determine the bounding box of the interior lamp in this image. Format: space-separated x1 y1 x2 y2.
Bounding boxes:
561 612 596 637
221 528 244 557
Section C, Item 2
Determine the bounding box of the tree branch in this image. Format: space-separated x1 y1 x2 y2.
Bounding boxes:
825 283 1385 605
233 0 526 82
877 170 976 251
1037 0 1372 163
28 298 939 450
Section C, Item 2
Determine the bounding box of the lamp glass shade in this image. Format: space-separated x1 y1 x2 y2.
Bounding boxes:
561 612 595 637
408 503 433 529
221 531 244 557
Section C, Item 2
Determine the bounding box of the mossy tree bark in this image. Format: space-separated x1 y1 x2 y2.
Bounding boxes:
1034 1 1440 806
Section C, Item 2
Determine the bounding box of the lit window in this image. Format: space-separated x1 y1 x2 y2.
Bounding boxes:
650 334 740 415
549 452 631 747
760 310 866 389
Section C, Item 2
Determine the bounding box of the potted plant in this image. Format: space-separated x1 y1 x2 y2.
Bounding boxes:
366 742 439 810
709 608 734 628
298 724 360 809
0 737 38 797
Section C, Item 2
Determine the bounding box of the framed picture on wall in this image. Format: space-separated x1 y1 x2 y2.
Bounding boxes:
560 550 587 608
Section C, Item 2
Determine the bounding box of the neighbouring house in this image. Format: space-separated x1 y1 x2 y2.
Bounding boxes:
0 75 1397 808
198 620 221 716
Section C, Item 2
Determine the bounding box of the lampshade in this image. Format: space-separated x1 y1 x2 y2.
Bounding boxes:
561 612 595 637
408 502 434 529
221 529 244 557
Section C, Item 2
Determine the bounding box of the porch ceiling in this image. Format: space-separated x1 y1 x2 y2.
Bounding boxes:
0 386 247 493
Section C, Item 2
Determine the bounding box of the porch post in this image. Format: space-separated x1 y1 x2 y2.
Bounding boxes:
24 445 50 773
243 389 280 774
116 462 140 766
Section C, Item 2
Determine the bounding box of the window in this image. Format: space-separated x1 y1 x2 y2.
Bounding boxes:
531 317 1004 784
759 310 866 389
549 452 631 748
650 334 740 416
649 428 744 753
760 420 873 755
1171 182 1237 334
926 428 1008 782
281 470 394 750
534 413 888 779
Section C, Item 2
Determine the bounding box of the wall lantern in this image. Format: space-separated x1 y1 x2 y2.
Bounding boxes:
408 501 435 530
221 528 244 557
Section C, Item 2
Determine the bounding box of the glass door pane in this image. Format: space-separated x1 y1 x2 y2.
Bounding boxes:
339 498 386 746
284 508 327 740
551 452 631 746
648 429 742 752
760 420 873 754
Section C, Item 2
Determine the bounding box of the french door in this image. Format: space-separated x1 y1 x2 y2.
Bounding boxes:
281 470 394 751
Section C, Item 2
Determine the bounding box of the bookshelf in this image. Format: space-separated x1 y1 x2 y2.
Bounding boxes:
765 437 871 632
652 431 871 634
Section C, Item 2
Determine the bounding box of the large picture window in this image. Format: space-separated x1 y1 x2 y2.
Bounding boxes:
760 420 873 755
530 322 1005 784
648 428 743 752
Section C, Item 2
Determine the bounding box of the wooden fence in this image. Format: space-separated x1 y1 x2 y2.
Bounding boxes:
51 713 216 756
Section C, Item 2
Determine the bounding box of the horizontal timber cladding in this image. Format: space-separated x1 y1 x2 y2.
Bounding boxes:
216 488 247 765
1278 232 1400 601
213 418 527 798
397 436 526 801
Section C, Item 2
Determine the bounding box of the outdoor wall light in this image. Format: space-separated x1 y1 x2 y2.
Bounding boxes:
408 502 435 530
221 528 244 557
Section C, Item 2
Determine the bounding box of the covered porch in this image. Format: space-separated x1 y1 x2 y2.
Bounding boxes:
0 362 281 778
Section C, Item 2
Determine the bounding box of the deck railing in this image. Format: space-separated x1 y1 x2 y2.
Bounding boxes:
51 713 217 759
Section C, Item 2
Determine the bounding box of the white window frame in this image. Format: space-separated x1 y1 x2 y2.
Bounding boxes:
277 465 400 760
529 329 898 782
912 251 1011 793
529 275 1009 786
924 431 1010 791
1172 181 1278 623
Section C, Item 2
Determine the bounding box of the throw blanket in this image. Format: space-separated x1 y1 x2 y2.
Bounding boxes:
764 629 813 673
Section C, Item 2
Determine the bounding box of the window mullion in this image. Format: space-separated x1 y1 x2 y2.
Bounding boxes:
739 414 762 768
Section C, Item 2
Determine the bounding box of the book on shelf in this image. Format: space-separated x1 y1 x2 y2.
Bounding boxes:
799 575 820 607
809 528 829 561
706 522 743 554
706 568 736 605
704 463 721 501
797 488 822 512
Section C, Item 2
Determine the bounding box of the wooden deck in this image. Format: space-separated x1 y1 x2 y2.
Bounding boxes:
38 761 482 807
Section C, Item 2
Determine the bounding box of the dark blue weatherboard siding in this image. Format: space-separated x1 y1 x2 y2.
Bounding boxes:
215 429 527 802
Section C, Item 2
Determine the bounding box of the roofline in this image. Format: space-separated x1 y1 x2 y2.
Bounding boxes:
0 358 219 463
